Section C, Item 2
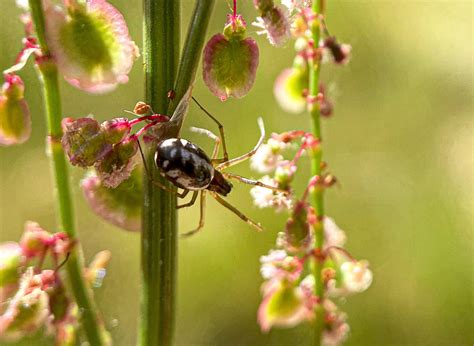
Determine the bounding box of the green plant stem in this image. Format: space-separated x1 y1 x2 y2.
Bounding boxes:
139 1 179 345
308 0 325 345
139 1 215 344
28 1 106 345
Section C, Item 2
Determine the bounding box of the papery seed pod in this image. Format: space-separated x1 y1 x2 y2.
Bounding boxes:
0 242 24 303
82 168 142 231
0 269 50 342
274 67 309 113
258 282 309 332
44 0 139 93
94 139 138 188
203 15 259 101
0 75 31 145
100 118 131 144
61 117 112 167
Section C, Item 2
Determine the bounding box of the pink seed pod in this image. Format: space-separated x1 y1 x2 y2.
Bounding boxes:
43 0 139 93
19 221 52 258
81 168 142 232
203 15 259 101
0 74 31 145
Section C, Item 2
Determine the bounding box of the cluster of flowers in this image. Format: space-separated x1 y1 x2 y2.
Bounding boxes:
0 222 111 344
1 0 138 146
249 2 371 344
250 130 373 343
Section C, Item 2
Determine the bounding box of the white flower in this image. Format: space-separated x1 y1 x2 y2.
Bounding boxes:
323 217 347 250
340 260 373 293
250 176 293 211
281 0 312 13
260 249 288 280
250 140 285 173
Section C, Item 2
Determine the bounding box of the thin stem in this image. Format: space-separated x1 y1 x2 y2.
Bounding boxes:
28 0 106 345
140 2 215 344
308 0 325 345
169 0 215 118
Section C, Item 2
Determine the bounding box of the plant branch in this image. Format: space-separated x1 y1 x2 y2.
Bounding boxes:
139 1 180 345
28 1 107 345
140 1 215 344
308 0 325 345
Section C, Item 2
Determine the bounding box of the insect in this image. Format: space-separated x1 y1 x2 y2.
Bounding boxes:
138 93 283 237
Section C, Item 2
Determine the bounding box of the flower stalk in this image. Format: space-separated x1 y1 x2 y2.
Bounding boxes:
139 1 214 345
308 0 326 345
28 0 107 345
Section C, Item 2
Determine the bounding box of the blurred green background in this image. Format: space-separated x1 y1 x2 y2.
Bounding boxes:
1 1 472 345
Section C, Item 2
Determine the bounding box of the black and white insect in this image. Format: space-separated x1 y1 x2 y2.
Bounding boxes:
138 93 283 237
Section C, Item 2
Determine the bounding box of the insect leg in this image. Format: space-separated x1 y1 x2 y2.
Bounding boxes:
181 191 207 238
192 97 228 162
189 127 222 161
210 192 264 232
221 172 288 194
217 117 265 170
177 190 199 209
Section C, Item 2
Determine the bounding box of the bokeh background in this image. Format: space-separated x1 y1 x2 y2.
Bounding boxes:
1 1 472 345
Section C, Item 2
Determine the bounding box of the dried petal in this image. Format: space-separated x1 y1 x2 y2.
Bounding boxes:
0 75 31 145
44 0 139 93
81 167 142 231
203 16 259 101
61 117 112 167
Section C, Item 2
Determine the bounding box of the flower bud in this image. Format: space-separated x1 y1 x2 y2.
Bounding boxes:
20 221 52 258
62 118 112 167
203 16 259 101
0 74 31 145
274 161 297 188
285 202 311 252
133 101 151 115
253 7 291 47
340 260 372 293
323 37 351 65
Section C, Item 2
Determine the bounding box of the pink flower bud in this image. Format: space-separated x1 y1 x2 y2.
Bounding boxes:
0 74 31 145
19 221 52 258
81 167 142 231
44 0 139 93
203 16 259 101
323 37 351 65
